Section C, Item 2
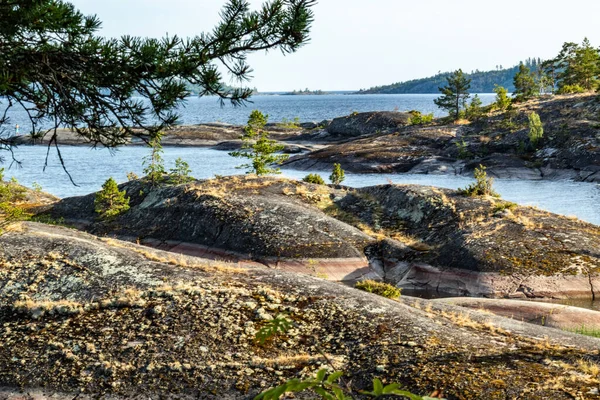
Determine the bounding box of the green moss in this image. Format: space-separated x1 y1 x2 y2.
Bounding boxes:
355 280 401 299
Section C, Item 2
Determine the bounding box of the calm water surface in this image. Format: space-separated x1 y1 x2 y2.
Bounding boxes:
4 146 600 227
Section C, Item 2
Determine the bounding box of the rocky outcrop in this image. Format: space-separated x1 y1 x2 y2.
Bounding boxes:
326 111 411 137
284 94 600 182
45 176 600 300
0 221 599 399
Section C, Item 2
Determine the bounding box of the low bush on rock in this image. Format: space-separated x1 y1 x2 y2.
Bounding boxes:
329 163 345 185
355 280 401 299
459 165 499 198
302 173 325 185
94 177 130 220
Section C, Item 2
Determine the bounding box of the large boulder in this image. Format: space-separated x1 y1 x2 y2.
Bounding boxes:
326 111 411 137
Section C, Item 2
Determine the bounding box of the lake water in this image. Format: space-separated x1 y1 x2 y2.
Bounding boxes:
2 93 497 129
4 145 600 227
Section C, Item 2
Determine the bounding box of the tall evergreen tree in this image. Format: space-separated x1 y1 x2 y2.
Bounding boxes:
513 64 538 101
434 69 471 120
572 38 600 91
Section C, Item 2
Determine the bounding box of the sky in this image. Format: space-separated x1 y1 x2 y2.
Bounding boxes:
70 0 600 92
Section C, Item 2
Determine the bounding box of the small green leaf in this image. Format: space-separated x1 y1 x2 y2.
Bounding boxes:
372 378 384 396
326 371 344 383
316 369 327 382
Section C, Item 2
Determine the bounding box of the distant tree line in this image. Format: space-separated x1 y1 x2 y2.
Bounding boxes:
359 38 600 95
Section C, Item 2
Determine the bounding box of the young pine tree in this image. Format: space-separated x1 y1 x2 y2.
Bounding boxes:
465 94 484 121
493 85 511 110
94 177 130 220
528 112 544 147
229 110 289 175
169 157 193 184
142 132 166 185
329 163 345 185
434 69 471 120
513 64 538 101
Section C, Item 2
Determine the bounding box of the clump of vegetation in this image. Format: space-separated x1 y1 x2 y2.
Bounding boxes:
557 84 586 94
278 117 301 129
355 280 401 299
465 94 484 121
493 85 511 110
254 314 293 345
143 132 166 185
169 157 194 184
492 201 517 213
499 107 520 132
513 63 538 102
302 173 325 185
408 110 434 125
459 165 499 197
528 112 544 147
455 140 472 160
230 110 289 175
0 173 30 232
127 171 139 181
571 325 600 338
329 163 345 185
94 177 130 220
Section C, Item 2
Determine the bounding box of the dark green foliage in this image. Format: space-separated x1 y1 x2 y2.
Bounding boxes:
0 0 316 164
94 177 130 220
557 84 586 94
465 95 484 121
169 158 193 184
493 85 511 110
528 112 544 147
143 132 166 185
329 163 345 185
513 64 538 101
302 173 325 185
0 175 30 231
357 62 540 94
408 110 434 125
230 110 289 175
542 38 600 93
459 165 499 197
434 69 471 120
455 140 472 160
355 280 401 299
255 369 430 400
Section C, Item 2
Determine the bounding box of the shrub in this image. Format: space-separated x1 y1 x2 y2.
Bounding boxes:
492 201 517 213
408 110 434 125
465 95 484 121
302 173 325 185
0 167 4 181
126 171 139 181
493 85 511 110
230 110 289 175
455 140 472 160
459 165 499 197
557 84 585 94
169 157 193 184
94 177 130 220
329 163 345 185
278 117 301 130
528 112 544 147
355 280 401 299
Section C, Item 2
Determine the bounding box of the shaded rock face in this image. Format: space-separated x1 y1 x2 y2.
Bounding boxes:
326 111 411 137
49 176 373 260
0 222 599 400
336 184 600 298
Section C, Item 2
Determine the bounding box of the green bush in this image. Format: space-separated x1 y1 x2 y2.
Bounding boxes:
329 163 345 185
408 110 434 125
459 165 499 197
465 95 484 121
557 84 585 94
169 157 194 184
94 177 130 220
455 140 472 160
142 132 166 185
528 112 544 147
355 280 401 299
493 85 511 110
302 173 325 185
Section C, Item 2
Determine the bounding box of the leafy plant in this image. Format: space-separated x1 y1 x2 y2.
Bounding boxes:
459 165 499 197
302 173 325 184
279 117 301 130
329 163 345 185
255 369 435 400
230 110 289 175
254 314 293 345
492 201 517 213
465 95 484 121
355 280 401 299
143 132 166 185
493 85 511 110
94 177 130 220
169 157 194 184
32 182 43 192
528 112 544 147
557 84 585 94
126 172 139 181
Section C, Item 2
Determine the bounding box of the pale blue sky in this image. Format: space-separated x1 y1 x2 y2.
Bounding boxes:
70 0 600 91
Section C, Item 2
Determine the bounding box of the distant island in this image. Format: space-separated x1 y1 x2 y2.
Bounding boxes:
356 59 542 94
282 88 329 95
